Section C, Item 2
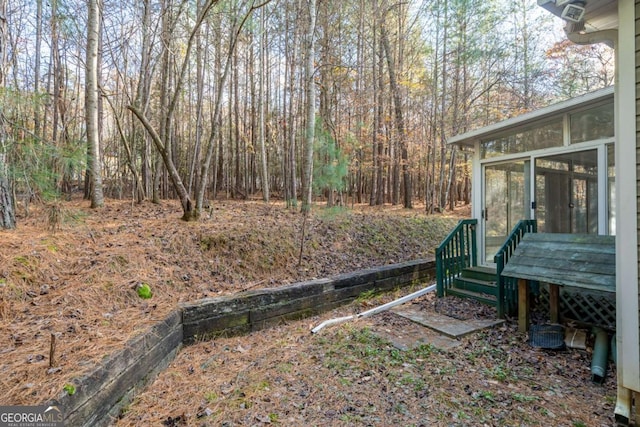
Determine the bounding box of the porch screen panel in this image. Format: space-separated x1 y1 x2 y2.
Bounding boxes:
481 119 563 159
484 161 527 263
608 144 616 235
535 150 598 234
570 102 614 144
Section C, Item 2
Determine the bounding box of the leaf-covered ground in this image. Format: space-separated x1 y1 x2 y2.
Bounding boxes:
0 199 617 426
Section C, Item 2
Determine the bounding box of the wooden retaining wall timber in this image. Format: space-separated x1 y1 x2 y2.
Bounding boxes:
48 259 434 426
52 309 183 427
182 259 434 342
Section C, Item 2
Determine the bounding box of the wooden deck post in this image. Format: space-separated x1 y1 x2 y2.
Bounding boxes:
549 283 559 323
518 278 529 333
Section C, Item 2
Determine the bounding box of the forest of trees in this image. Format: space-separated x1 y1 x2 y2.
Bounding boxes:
0 0 614 225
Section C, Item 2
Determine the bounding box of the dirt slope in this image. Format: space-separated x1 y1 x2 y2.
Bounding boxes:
0 198 457 406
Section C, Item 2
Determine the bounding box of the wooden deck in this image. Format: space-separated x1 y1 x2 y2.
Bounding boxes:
501 233 615 332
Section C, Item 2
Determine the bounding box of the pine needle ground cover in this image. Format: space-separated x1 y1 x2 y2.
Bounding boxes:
0 198 455 406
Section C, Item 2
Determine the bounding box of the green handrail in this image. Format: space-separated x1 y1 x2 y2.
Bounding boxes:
494 220 537 318
436 219 478 298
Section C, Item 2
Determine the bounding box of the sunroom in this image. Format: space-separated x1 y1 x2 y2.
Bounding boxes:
437 86 615 326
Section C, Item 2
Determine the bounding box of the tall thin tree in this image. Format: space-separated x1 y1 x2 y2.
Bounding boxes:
86 0 104 208
300 0 316 214
0 0 15 229
258 6 269 202
380 17 411 209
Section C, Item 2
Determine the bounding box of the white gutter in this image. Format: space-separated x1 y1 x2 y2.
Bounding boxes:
311 284 437 334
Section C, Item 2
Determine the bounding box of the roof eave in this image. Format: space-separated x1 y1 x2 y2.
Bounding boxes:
448 86 613 148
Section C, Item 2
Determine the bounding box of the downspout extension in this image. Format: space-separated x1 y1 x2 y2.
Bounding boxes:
311 284 436 334
591 327 610 384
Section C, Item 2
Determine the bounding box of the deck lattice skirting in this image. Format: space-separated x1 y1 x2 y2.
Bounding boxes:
48 259 435 427
537 284 616 330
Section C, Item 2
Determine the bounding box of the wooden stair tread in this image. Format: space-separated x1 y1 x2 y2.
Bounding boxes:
447 287 497 305
463 266 496 275
455 277 497 287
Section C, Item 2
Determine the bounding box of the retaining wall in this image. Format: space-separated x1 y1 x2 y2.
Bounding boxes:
49 258 435 426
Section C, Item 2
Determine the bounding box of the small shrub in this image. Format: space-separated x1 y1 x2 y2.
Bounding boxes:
136 283 153 299
63 383 76 396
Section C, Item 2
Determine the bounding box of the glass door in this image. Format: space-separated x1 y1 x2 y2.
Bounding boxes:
483 160 530 263
535 150 598 234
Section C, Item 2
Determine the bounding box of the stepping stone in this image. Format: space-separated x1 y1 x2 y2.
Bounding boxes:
391 306 504 339
370 320 462 351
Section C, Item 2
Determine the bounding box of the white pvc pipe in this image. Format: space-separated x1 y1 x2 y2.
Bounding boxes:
310 283 437 334
310 315 355 334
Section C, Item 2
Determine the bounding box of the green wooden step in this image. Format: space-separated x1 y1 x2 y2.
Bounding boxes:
453 276 497 295
460 266 496 282
446 287 498 307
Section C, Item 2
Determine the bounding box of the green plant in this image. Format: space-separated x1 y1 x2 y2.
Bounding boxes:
512 393 538 403
14 256 30 267
63 383 76 396
485 363 512 382
355 289 377 303
276 362 293 373
362 345 382 358
478 390 495 402
400 374 426 392
312 119 349 197
413 344 434 358
9 118 87 203
455 410 470 420
339 377 351 386
136 283 153 299
389 348 405 364
256 381 270 391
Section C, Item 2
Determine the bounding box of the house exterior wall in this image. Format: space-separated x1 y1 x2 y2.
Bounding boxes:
635 0 640 390
617 0 640 395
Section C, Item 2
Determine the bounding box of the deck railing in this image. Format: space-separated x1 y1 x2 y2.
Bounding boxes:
436 219 478 298
494 220 537 318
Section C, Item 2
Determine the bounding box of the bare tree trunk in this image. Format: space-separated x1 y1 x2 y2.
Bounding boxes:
50 0 62 194
258 6 269 202
129 106 194 220
33 0 43 138
375 31 385 206
188 0 206 196
86 0 104 208
0 0 14 229
380 21 411 209
211 15 223 201
284 0 300 209
300 0 316 214
356 0 365 205
437 0 449 211
134 0 152 202
369 1 379 206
